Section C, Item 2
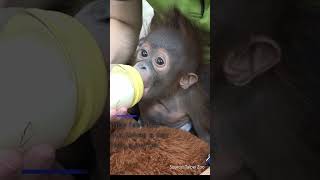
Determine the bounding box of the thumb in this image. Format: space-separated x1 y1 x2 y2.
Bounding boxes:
22 144 55 180
0 149 23 180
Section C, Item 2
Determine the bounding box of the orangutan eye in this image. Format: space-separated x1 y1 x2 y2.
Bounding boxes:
156 57 164 65
141 50 148 57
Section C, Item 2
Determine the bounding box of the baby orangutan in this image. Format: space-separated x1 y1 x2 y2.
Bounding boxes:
133 8 210 143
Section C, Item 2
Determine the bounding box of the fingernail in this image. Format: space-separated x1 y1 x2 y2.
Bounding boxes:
0 150 23 177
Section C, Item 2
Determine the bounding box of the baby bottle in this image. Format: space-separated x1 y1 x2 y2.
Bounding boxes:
110 64 144 111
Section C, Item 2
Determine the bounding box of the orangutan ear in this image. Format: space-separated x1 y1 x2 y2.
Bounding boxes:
223 36 281 86
180 73 199 89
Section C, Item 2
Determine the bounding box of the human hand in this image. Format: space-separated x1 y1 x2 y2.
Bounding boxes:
110 107 128 120
110 0 142 64
0 144 73 180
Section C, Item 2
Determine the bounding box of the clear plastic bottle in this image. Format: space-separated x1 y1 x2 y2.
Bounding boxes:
110 64 144 111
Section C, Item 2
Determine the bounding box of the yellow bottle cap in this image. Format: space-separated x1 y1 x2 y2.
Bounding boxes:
111 64 144 108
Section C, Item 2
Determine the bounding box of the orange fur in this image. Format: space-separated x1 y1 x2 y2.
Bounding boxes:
110 125 209 175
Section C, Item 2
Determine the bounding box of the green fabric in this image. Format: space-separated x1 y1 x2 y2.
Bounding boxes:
301 0 320 8
1 9 107 147
297 0 320 13
147 0 210 64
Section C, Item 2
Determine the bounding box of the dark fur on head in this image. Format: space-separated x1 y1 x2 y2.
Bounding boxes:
149 8 203 74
